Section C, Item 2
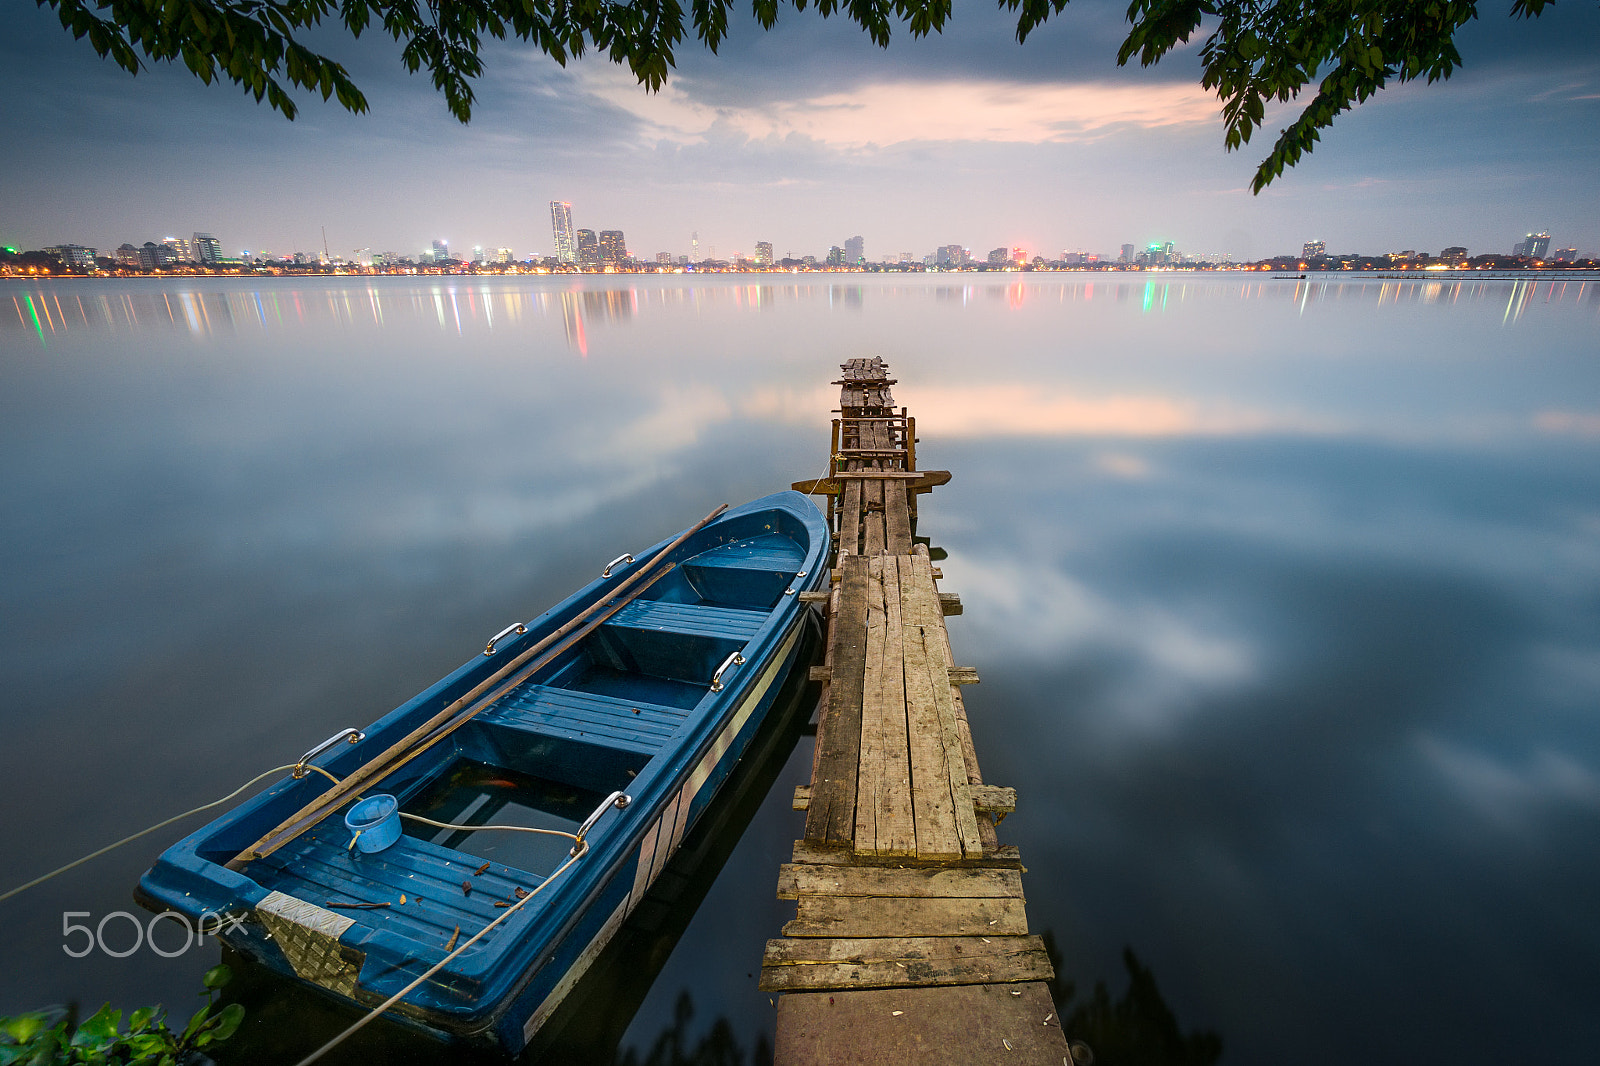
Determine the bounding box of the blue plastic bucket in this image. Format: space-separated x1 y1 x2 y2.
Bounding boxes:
344 794 400 854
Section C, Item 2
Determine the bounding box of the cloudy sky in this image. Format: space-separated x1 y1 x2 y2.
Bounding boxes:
2 0 1597 262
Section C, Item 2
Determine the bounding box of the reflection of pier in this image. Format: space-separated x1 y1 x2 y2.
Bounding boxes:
764 358 1070 1062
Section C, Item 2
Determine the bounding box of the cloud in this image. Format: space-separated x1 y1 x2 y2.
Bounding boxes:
952 552 1257 736
903 384 1330 438
1533 410 1600 438
1419 736 1600 831
581 67 1218 149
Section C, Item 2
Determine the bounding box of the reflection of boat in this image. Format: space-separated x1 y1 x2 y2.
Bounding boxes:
137 492 829 1053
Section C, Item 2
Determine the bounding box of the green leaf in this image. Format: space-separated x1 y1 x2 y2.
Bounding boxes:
0 1015 47 1044
209 1004 245 1043
180 1004 210 1041
71 1005 121 1050
128 1007 157 1033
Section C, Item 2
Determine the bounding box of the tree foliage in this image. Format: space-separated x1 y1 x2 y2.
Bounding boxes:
38 0 1561 190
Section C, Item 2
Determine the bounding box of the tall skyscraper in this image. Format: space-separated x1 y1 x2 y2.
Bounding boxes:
1514 232 1551 258
1120 243 1136 263
599 230 627 266
162 237 194 262
550 202 576 264
193 232 222 264
576 229 600 270
1302 240 1325 259
432 239 450 263
843 235 864 265
754 241 774 268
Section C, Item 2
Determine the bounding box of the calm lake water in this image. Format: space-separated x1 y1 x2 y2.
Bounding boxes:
3 273 1598 1064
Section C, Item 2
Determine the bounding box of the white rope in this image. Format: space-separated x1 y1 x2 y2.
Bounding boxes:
0 763 302 905
398 812 578 843
292 848 585 1066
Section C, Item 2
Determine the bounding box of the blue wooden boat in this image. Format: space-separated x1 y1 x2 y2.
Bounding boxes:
137 492 829 1053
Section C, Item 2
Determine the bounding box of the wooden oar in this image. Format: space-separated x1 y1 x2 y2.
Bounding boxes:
225 503 728 870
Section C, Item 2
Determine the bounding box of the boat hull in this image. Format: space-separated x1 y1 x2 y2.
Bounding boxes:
137 491 829 1051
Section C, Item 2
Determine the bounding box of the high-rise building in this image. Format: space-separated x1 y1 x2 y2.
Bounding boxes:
114 243 141 267
140 242 161 270
162 237 194 263
1120 243 1136 263
1011 246 1028 264
599 230 627 266
1440 246 1468 264
45 244 97 269
754 241 774 268
550 202 576 264
495 248 514 264
1553 247 1579 262
1514 232 1551 258
826 246 844 267
987 247 1008 265
1302 240 1325 259
193 233 222 264
656 251 673 266
843 235 864 265
576 229 600 269
432 239 450 263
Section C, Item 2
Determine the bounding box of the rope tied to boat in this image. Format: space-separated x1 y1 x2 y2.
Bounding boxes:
0 763 305 905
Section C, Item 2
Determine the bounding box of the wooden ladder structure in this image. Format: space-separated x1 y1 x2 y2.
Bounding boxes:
764 358 1069 1062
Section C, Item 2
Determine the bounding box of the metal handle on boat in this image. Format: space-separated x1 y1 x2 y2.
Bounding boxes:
783 570 808 596
484 622 527 656
709 650 746 692
292 728 365 778
570 791 632 857
602 553 634 579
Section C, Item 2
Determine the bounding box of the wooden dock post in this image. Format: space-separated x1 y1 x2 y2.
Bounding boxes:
776 358 1069 1063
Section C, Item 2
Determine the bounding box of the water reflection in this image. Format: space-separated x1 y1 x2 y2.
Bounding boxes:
6 275 1593 351
3 274 1598 1066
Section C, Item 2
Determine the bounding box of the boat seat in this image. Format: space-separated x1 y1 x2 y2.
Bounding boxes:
481 685 689 755
605 600 767 643
249 821 537 959
683 533 806 608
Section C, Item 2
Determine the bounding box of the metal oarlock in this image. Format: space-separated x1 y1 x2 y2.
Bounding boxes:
710 650 746 692
783 570 808 596
483 622 527 656
602 553 634 578
293 729 365 778
570 791 631 857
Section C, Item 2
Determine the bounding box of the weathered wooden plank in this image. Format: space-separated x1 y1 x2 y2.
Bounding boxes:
804 555 869 847
798 590 831 604
862 512 886 556
793 786 812 811
784 895 1029 938
883 480 912 554
970 786 1016 815
855 557 914 857
808 666 832 682
838 478 863 557
771 983 1071 1063
948 666 980 685
758 935 1052 992
899 558 963 861
902 554 985 859
775 863 1023 900
790 839 1022 869
938 592 962 616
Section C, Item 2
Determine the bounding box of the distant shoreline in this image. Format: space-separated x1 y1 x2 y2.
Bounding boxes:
3 266 1597 282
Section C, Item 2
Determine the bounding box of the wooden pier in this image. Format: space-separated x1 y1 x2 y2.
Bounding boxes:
762 359 1069 1063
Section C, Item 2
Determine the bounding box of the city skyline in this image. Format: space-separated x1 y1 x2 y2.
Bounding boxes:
2 3 1597 259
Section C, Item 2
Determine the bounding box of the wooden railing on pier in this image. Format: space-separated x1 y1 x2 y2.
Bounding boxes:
762 358 1069 1063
